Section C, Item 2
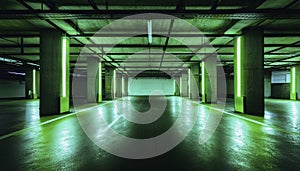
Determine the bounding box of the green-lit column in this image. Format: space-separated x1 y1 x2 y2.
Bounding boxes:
87 57 102 103
234 28 264 116
40 30 70 115
25 69 39 99
115 71 122 98
174 77 180 96
97 62 103 102
105 67 114 100
290 65 300 100
189 63 200 99
201 56 217 103
180 73 188 97
122 75 128 97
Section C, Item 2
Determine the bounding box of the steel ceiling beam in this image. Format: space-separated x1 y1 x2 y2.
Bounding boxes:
1 9 300 19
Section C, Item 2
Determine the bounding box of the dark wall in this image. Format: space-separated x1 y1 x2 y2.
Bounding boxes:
0 79 25 98
271 83 290 99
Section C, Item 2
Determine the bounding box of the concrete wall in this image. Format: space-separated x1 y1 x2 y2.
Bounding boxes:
271 83 290 99
0 79 25 98
225 76 234 98
225 74 271 98
129 78 174 96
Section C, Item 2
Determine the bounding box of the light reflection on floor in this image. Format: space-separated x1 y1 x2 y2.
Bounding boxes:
0 97 299 170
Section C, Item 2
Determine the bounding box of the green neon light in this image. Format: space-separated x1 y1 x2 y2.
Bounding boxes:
180 77 182 95
99 63 102 95
174 79 176 94
188 69 191 97
201 62 205 96
33 69 36 94
237 36 242 97
62 37 67 97
292 67 296 94
113 70 116 98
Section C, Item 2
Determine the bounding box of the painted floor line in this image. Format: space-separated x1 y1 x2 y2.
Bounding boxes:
0 101 113 141
195 102 300 137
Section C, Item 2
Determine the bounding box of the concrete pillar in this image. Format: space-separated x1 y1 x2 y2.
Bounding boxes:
201 56 217 103
234 28 264 116
25 69 39 99
105 67 114 100
174 77 180 96
189 64 200 99
40 30 70 115
87 57 102 103
115 72 122 98
264 71 271 98
290 65 300 100
180 73 188 97
122 76 128 96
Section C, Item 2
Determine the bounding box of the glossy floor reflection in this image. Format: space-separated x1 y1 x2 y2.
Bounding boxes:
0 97 299 170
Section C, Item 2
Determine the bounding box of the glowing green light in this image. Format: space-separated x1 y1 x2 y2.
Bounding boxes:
99 63 102 96
113 70 116 99
201 62 205 97
292 67 296 94
33 69 36 94
188 69 191 98
237 36 242 97
180 77 182 95
173 79 176 94
62 37 67 97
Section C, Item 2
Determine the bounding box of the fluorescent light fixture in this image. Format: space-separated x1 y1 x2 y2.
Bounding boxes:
236 36 241 97
122 76 124 95
62 37 67 97
147 20 152 44
188 69 191 98
99 63 102 95
27 62 40 67
113 70 116 98
33 69 36 94
8 71 25 76
201 62 205 96
292 67 296 94
180 77 182 95
173 79 176 94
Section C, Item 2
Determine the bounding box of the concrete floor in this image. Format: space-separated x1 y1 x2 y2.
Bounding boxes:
0 97 300 170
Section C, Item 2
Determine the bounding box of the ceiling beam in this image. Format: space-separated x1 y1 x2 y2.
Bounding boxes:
1 9 300 19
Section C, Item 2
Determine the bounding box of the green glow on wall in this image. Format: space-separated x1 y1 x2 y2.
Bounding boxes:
201 62 205 96
236 36 242 97
33 69 36 94
62 37 67 97
292 66 296 94
99 63 102 95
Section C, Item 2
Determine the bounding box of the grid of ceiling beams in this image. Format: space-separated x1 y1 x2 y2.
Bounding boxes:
0 0 300 78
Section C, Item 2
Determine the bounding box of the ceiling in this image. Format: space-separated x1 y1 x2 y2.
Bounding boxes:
1 0 300 78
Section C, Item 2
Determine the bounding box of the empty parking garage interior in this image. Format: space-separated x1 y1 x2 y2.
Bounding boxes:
1 0 300 170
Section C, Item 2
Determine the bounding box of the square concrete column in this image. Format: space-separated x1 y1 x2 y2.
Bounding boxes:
40 30 70 115
201 56 217 103
105 67 114 100
122 76 128 97
174 77 180 96
87 57 102 103
115 71 122 98
180 72 188 97
189 63 200 99
25 69 39 99
290 65 300 100
234 28 264 116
